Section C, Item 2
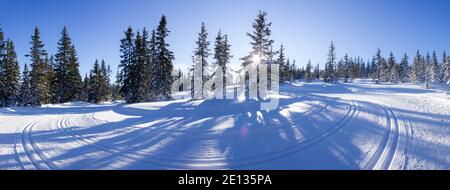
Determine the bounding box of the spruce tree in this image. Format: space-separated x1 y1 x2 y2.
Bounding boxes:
242 10 275 99
192 22 211 99
411 50 425 83
373 48 383 83
54 27 82 103
314 63 320 80
81 74 89 102
399 53 409 83
343 54 350 82
429 51 440 83
19 64 33 106
87 60 110 103
28 27 51 106
1 40 20 106
118 27 135 102
277 45 287 81
213 31 232 98
305 60 312 82
442 51 450 84
0 27 6 107
387 52 396 82
324 41 336 83
154 15 175 100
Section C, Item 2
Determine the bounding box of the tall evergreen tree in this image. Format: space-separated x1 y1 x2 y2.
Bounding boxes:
0 27 6 106
442 51 450 84
19 64 32 106
191 22 211 99
373 48 383 83
410 50 426 83
153 15 175 100
324 41 336 83
147 30 158 100
386 52 397 82
343 54 350 82
54 27 82 103
242 10 274 99
118 27 135 102
305 60 312 82
213 31 232 98
277 45 287 81
429 51 440 83
0 40 20 106
88 60 111 103
399 53 409 83
81 74 89 102
28 27 51 106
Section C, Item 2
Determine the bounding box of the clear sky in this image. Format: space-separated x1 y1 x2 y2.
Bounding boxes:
1 0 449 78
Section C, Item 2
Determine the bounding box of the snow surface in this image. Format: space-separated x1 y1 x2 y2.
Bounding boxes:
1 80 449 170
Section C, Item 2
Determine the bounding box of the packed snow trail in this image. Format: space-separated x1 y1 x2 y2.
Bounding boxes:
1 80 449 169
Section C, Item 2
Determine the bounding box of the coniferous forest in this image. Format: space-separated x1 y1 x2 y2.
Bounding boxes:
1 12 449 107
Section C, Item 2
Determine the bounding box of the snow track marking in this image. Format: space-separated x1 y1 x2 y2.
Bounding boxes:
364 104 405 170
55 101 359 169
14 118 57 170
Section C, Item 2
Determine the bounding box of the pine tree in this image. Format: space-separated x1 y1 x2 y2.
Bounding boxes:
54 27 82 103
0 40 20 106
127 31 150 103
19 64 32 106
399 53 409 83
28 27 51 106
154 15 175 100
324 41 336 83
192 22 211 99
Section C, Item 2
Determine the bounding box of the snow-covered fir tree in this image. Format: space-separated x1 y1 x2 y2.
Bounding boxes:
343 54 350 82
28 27 52 106
277 45 288 82
54 27 82 103
428 51 440 83
410 50 426 83
313 63 320 80
324 41 336 83
212 30 232 98
191 22 211 99
387 52 397 83
304 60 312 82
0 27 5 107
399 53 409 83
242 10 275 99
442 51 450 84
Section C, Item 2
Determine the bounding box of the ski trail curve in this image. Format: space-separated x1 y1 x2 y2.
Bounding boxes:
14 117 57 170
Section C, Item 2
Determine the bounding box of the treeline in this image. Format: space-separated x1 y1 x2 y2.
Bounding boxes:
2 11 450 107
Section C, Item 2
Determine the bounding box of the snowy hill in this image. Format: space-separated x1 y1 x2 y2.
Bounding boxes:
1 80 449 170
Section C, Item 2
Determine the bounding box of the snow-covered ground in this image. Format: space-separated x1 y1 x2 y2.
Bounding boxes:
1 80 449 170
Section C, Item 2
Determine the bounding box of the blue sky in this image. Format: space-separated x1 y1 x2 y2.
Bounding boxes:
1 0 449 77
